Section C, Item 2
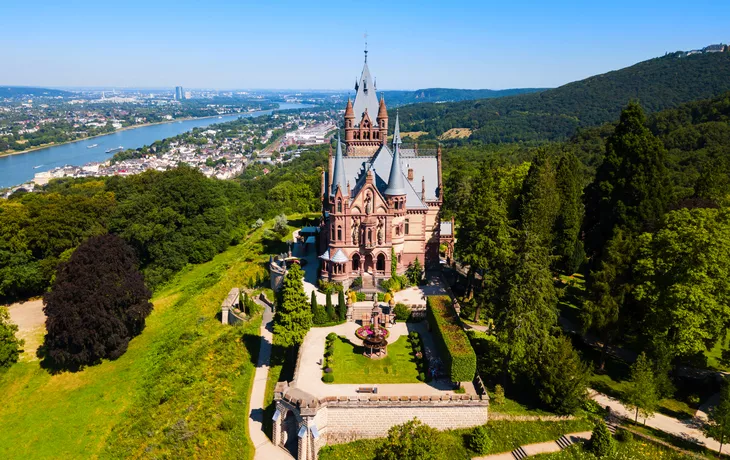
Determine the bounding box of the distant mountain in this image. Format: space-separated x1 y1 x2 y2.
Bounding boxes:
0 86 73 98
398 50 730 143
380 87 546 106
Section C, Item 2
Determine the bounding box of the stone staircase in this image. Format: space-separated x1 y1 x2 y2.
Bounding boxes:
351 303 374 323
556 435 575 450
511 446 529 459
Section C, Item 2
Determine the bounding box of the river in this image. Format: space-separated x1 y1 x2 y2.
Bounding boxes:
0 102 311 188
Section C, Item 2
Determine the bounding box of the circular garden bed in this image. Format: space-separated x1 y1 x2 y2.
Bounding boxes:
355 326 390 341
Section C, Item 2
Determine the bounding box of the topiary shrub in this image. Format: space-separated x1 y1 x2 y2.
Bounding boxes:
588 421 616 457
492 384 506 405
394 303 411 322
322 373 334 383
323 366 332 374
468 425 492 454
326 332 338 342
427 295 477 383
615 428 633 443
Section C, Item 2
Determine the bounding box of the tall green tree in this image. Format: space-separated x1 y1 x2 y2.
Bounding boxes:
622 352 659 423
581 228 635 370
0 306 23 370
583 101 671 260
337 290 347 322
496 232 557 381
634 208 730 358
553 151 585 273
273 263 312 348
703 380 730 456
535 334 589 414
325 292 335 321
518 151 560 246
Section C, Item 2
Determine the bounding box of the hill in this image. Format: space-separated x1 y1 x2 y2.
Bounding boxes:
380 87 546 106
398 50 730 143
0 87 73 99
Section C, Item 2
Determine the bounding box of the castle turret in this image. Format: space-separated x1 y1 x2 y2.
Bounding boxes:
330 132 346 197
344 98 355 143
392 110 402 147
377 96 388 145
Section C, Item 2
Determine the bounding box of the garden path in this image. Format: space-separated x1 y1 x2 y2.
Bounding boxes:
247 300 294 460
590 390 723 454
471 431 592 459
6 298 46 360
291 321 463 397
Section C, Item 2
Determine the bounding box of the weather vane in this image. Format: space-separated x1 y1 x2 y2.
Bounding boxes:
364 32 368 63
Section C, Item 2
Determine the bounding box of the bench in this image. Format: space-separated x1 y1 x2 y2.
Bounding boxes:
357 386 377 394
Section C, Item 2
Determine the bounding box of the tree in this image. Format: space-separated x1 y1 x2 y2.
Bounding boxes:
337 290 347 321
581 228 635 370
325 292 335 321
536 335 589 414
406 258 423 285
468 425 492 454
273 263 312 348
376 418 445 460
518 151 560 246
553 151 585 273
496 232 557 381
634 208 730 358
390 247 397 277
703 379 730 456
0 306 23 370
273 214 288 237
310 290 319 320
622 352 659 423
583 101 670 260
588 420 616 457
43 234 153 370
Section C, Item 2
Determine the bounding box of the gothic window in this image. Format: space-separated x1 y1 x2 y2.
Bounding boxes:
337 226 342 241
405 219 410 235
398 253 401 263
352 254 360 271
331 225 335 241
395 226 400 236
376 253 385 272
337 199 342 213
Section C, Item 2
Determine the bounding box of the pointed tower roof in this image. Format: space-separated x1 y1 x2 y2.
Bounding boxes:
392 110 402 146
330 132 347 196
384 142 407 196
345 98 354 118
351 55 380 127
377 96 387 119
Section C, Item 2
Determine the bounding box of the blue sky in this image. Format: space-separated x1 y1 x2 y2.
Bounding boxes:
1 0 728 90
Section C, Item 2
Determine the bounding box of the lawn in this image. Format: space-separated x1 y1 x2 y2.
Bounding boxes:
0 216 306 459
319 419 596 460
536 436 701 459
327 335 420 384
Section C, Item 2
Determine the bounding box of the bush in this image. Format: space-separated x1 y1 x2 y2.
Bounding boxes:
492 384 506 405
417 372 425 381
351 276 363 288
322 373 334 383
394 303 411 321
615 428 634 443
273 214 289 236
356 292 367 302
0 306 23 370
323 366 332 374
427 296 477 383
326 332 338 342
588 421 616 457
376 418 445 460
318 279 343 294
468 425 492 454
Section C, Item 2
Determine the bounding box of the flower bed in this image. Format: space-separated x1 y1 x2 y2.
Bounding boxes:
355 326 390 341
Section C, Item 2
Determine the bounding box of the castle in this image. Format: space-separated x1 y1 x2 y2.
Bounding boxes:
319 52 449 288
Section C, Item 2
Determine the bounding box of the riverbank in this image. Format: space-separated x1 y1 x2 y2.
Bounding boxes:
0 110 273 159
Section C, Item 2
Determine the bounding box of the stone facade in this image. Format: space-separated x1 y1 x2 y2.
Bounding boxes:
273 382 489 460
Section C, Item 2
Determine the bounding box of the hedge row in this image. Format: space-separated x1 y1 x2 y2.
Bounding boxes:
426 295 477 383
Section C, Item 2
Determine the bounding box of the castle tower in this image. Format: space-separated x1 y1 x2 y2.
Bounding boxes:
344 51 386 156
377 96 388 146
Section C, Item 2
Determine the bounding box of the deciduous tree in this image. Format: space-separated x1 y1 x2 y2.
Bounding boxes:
622 352 659 423
703 380 730 456
376 418 445 460
0 306 23 370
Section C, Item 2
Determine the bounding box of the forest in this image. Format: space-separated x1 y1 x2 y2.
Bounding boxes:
397 51 730 143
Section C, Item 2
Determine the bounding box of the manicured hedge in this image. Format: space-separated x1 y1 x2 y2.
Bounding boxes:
427 295 476 383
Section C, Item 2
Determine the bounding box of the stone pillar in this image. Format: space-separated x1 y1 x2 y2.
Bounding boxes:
272 403 284 447
297 420 308 460
221 306 230 325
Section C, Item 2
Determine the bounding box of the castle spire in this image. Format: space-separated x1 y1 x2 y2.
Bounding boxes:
331 132 346 196
345 97 354 118
384 141 406 196
392 110 402 146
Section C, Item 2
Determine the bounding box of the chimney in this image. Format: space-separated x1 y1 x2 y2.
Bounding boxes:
421 176 426 201
408 168 414 181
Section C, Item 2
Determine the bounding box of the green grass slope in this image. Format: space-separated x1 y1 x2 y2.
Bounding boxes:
0 223 278 459
399 51 730 143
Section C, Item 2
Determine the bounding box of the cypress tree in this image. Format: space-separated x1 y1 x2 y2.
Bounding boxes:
325 292 335 321
273 263 312 348
518 151 560 247
553 151 585 273
337 290 347 321
310 290 319 323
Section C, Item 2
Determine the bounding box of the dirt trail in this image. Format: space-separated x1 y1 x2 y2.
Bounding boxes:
6 299 46 361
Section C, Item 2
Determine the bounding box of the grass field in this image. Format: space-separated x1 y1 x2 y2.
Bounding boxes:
319 419 595 460
0 216 309 459
439 128 472 140
327 336 420 384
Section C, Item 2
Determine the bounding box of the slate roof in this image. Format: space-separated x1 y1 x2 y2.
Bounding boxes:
331 249 349 263
352 61 380 127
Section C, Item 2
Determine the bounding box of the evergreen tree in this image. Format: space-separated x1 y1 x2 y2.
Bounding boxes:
325 292 335 321
406 258 423 285
553 151 585 273
588 420 616 457
703 380 730 456
273 263 312 348
496 232 557 381
43 234 153 370
583 101 670 260
337 290 347 322
622 352 659 423
581 229 635 370
536 335 589 414
0 306 23 370
390 247 397 277
518 151 560 247
310 290 319 323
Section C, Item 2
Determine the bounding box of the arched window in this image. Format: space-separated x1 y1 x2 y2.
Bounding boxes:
405 219 410 235
368 228 372 244
331 225 335 241
337 199 342 213
337 226 342 241
352 254 360 271
376 253 386 272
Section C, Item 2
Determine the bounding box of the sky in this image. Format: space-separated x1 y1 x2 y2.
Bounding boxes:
1 0 729 90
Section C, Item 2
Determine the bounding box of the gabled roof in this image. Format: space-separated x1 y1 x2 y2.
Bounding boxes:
352 60 380 127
